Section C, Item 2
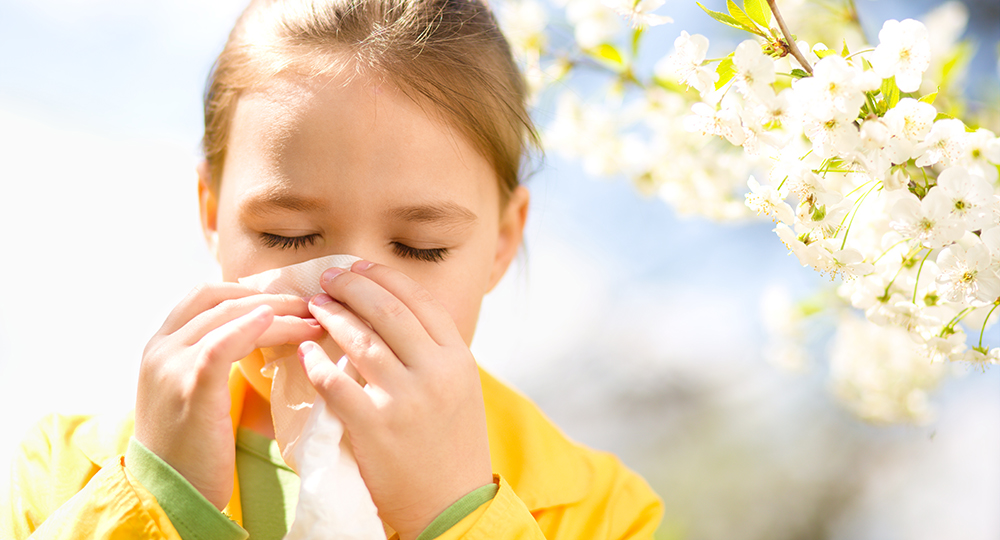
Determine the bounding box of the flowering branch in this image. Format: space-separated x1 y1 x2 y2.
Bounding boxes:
500 0 1000 423
766 0 812 74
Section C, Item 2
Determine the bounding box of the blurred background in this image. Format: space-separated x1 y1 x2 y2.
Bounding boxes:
0 0 997 538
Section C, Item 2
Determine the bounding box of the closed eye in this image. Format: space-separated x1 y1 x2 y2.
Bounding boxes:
260 232 320 250
392 242 448 262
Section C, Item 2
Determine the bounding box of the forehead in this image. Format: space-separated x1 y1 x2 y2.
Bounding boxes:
220 73 498 210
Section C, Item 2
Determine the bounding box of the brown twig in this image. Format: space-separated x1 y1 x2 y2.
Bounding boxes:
766 0 813 74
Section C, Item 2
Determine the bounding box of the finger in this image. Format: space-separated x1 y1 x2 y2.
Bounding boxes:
177 294 313 346
346 261 461 346
320 266 439 361
298 341 374 427
196 305 274 388
160 283 261 335
308 295 406 381
254 315 324 348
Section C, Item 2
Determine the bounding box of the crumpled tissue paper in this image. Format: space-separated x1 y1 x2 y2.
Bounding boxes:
239 254 384 540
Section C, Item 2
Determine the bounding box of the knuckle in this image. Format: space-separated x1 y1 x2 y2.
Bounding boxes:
333 271 359 292
186 282 214 303
198 335 229 366
349 331 381 357
409 286 436 307
372 298 407 322
141 337 162 361
313 364 344 393
214 297 247 317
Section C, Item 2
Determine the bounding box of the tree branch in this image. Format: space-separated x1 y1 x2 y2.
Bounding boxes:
766 0 813 74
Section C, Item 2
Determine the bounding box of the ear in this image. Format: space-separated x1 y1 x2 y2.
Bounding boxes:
486 185 529 293
197 161 220 262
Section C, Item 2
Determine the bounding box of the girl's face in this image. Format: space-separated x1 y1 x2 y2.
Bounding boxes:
199 73 528 348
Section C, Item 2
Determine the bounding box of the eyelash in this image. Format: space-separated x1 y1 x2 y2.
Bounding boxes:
260 233 448 262
259 233 319 250
392 242 449 263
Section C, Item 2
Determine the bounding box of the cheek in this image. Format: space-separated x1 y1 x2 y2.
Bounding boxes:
434 287 484 346
424 254 495 345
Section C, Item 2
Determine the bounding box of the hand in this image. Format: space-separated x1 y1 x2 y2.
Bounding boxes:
298 261 493 540
135 283 324 509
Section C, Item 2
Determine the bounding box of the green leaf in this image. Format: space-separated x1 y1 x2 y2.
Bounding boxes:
727 0 764 35
814 47 837 59
716 55 737 89
697 2 758 33
743 0 771 28
880 76 900 110
939 42 973 90
593 43 623 67
918 90 938 105
789 68 809 79
934 112 954 122
631 27 644 57
841 39 850 57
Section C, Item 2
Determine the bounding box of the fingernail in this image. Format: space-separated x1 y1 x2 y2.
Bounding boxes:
353 260 374 271
311 293 333 306
303 317 321 327
335 355 349 371
249 305 272 319
298 341 318 359
321 267 344 283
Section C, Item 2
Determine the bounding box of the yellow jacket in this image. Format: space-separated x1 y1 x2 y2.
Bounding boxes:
2 367 662 539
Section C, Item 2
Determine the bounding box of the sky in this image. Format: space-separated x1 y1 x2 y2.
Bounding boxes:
1 1 998 538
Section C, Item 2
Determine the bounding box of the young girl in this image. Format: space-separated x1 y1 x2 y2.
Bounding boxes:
3 0 662 538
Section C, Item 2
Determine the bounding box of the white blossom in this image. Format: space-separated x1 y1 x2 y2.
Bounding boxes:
803 113 861 159
793 55 879 122
732 40 775 99
879 301 950 340
498 0 548 55
924 330 967 363
545 93 624 176
870 19 932 93
795 192 850 234
535 0 999 420
750 87 797 132
959 129 1000 183
830 314 945 424
935 241 1000 304
603 0 672 29
889 190 965 248
683 102 746 145
829 247 875 278
934 166 995 231
882 98 936 164
981 226 1000 272
859 117 890 152
657 31 717 94
775 223 833 271
915 118 968 167
746 176 794 223
560 0 621 49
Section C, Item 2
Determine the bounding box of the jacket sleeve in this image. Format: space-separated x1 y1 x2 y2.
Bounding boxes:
437 463 663 540
1 414 181 540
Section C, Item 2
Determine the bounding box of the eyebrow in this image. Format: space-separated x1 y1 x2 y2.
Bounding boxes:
386 202 478 228
240 190 327 217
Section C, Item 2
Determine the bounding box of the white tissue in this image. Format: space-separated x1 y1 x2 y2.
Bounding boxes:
239 255 384 540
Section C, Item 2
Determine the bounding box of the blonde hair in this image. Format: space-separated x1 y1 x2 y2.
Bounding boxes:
203 0 537 204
